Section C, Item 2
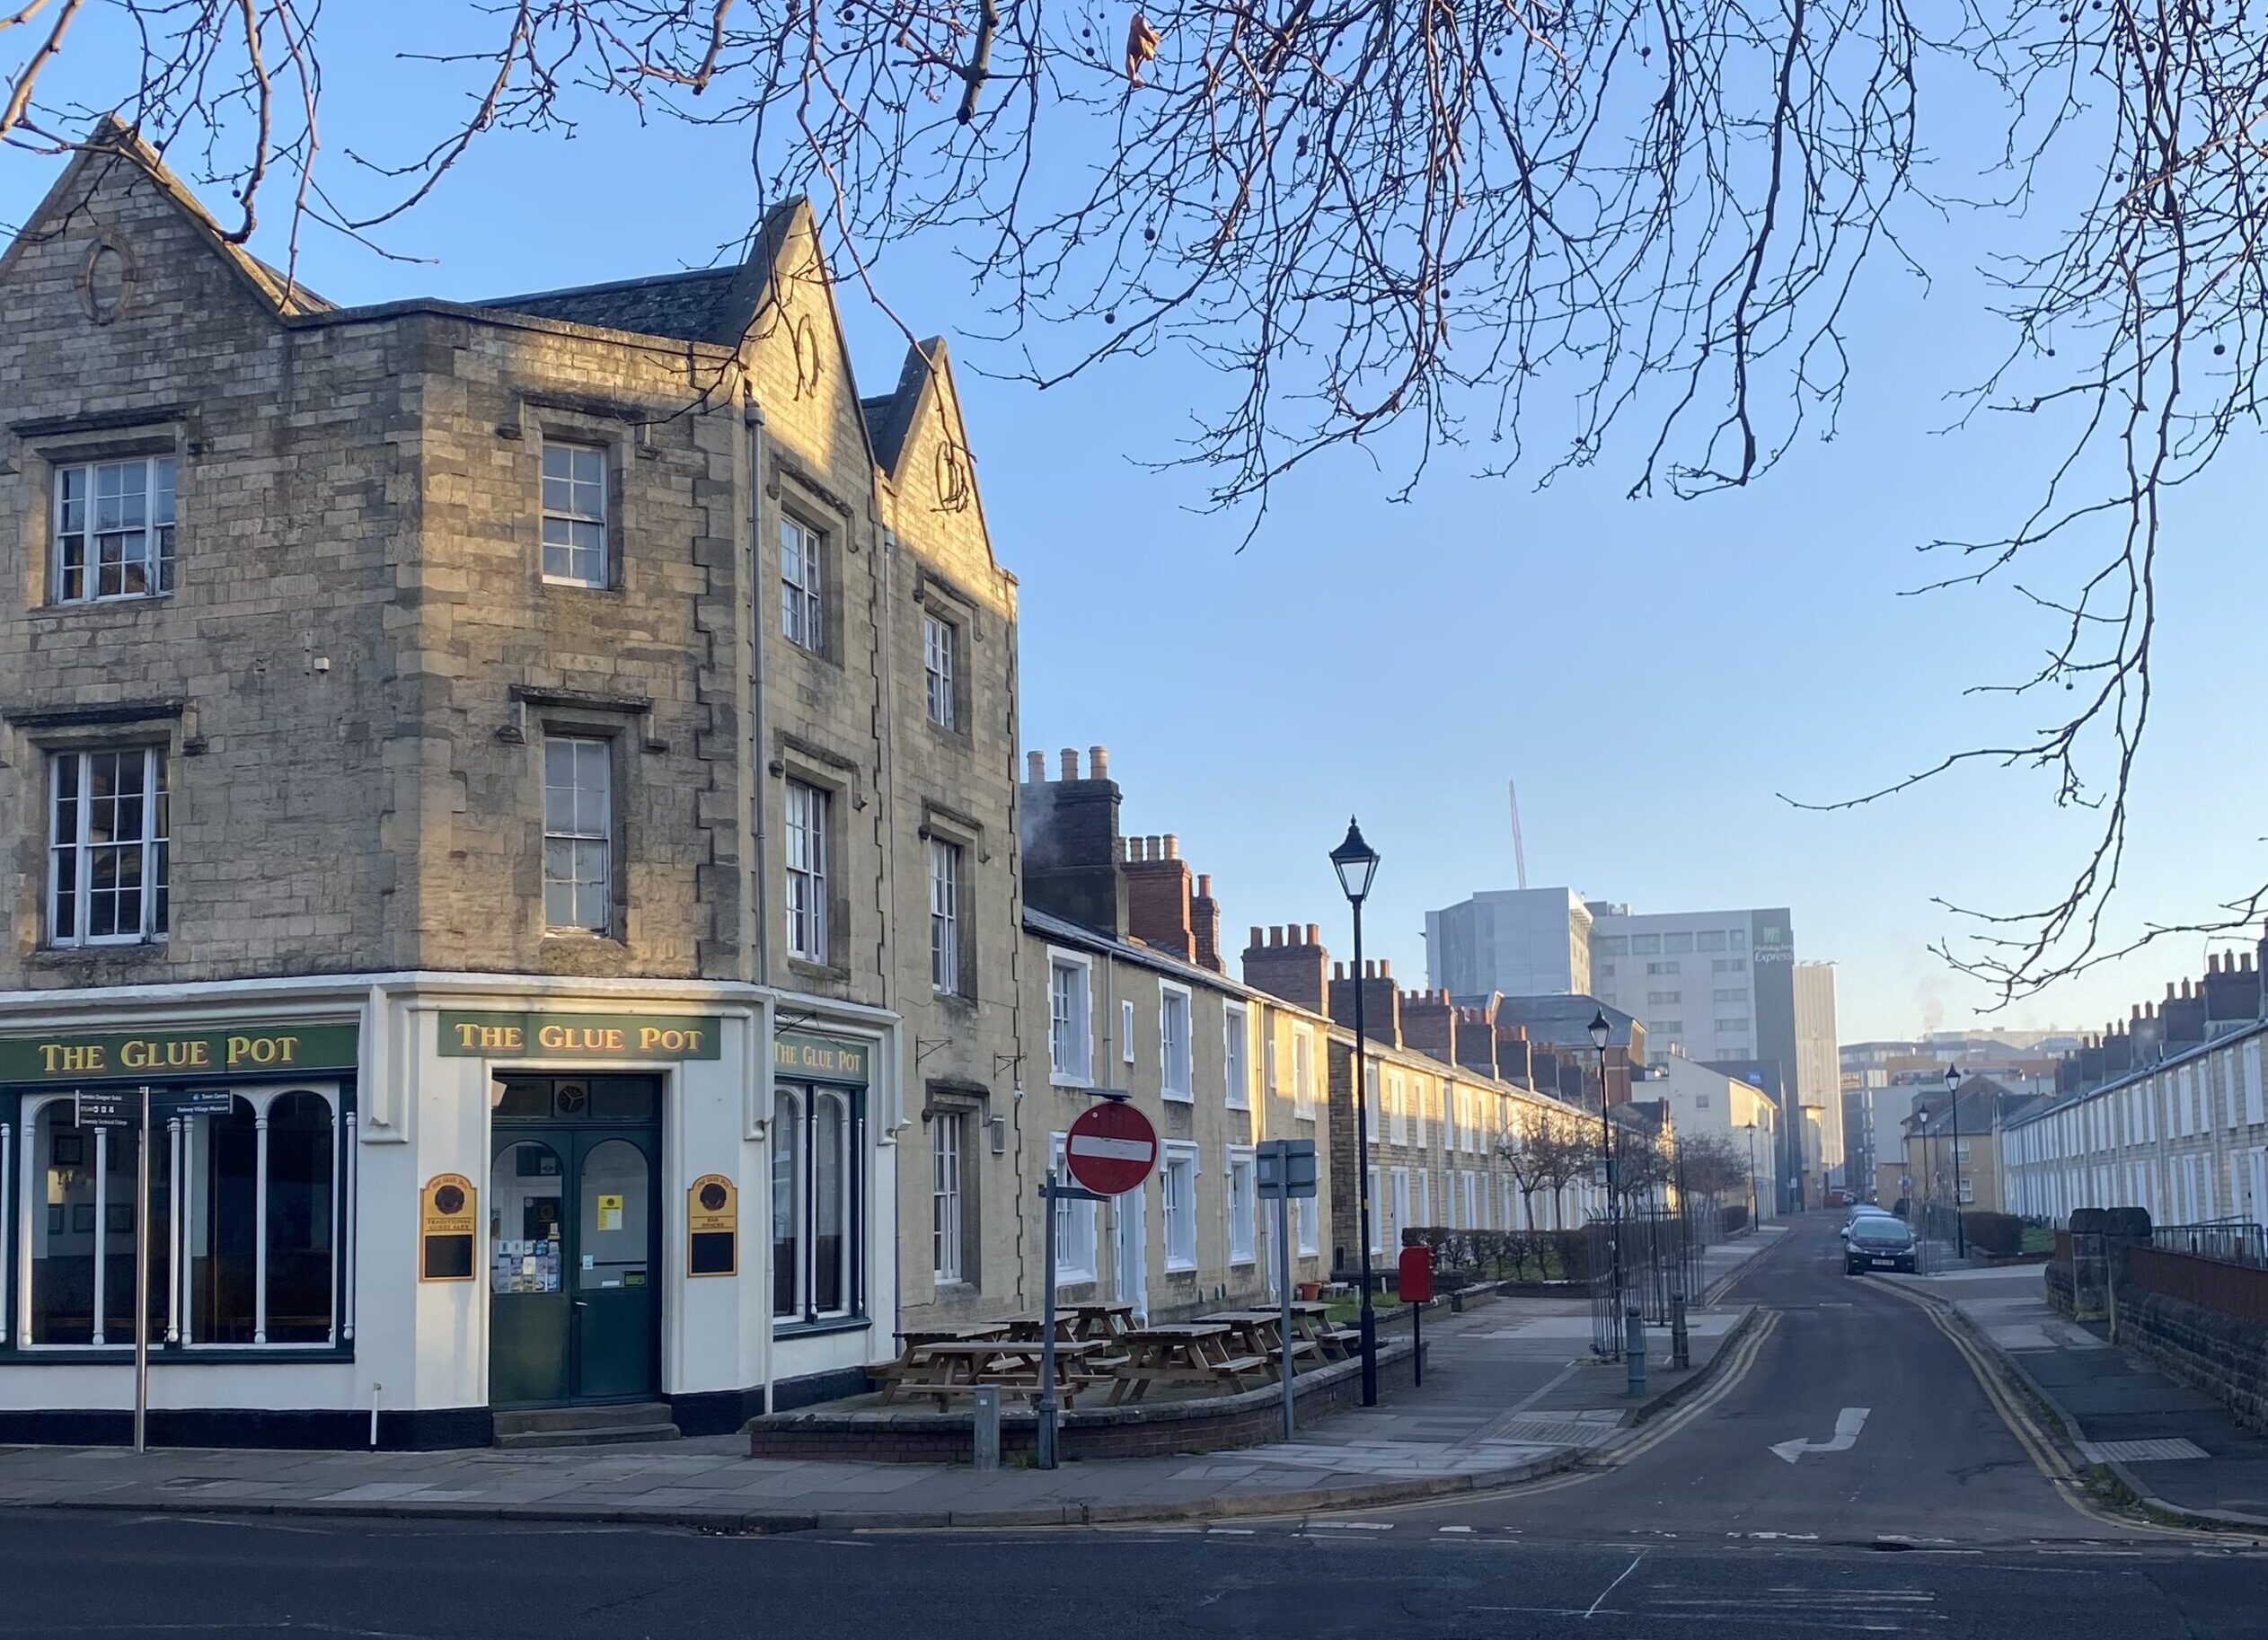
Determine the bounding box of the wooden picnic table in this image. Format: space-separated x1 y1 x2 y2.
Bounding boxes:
1109 1322 1268 1404
870 1322 1013 1400
1284 1299 1356 1360
887 1337 1112 1409
1002 1300 1138 1344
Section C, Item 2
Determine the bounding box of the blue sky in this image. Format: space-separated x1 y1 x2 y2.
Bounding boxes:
9 20 2263 1043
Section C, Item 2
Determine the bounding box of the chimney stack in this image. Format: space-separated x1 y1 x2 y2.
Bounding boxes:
2204 946 2263 1027
1020 744 1127 936
1329 958 1402 1047
1242 922 1329 1013
1400 987 1459 1071
1454 999 1501 1080
1123 833 1196 961
1189 873 1225 974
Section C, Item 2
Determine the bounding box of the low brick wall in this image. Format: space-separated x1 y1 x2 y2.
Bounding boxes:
2113 1285 2268 1436
746 1337 1421 1463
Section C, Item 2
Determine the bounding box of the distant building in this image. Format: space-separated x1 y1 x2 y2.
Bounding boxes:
1425 888 1593 999
1634 1052 1781 1221
1792 961 1843 1174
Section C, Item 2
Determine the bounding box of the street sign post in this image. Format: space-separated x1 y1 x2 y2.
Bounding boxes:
1041 1099 1155 1470
1256 1140 1318 1438
1064 1100 1160 1196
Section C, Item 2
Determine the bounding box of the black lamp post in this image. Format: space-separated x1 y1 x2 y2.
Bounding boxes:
1331 817 1382 1406
1589 1008 1621 1321
1743 1119 1760 1228
1946 1064 1966 1258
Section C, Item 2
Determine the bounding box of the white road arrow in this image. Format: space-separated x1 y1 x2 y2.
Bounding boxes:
1770 1406 1870 1463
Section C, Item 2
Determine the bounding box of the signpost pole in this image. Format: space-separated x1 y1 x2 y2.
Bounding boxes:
1038 1164 1060 1471
133 1083 151 1455
1276 1167 1295 1442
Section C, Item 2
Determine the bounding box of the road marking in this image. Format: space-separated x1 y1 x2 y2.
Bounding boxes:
1206 1527 1254 1535
1770 1406 1870 1463
1438 1525 1474 1533
1585 1551 1646 1618
1306 1520 1392 1530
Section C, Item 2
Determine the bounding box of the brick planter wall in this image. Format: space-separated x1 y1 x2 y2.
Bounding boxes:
746 1337 1421 1463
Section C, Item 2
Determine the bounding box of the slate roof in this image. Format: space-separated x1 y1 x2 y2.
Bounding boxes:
474 267 742 343
1469 993 1642 1049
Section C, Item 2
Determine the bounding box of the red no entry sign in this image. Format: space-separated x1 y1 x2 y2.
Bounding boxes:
1064 1100 1159 1195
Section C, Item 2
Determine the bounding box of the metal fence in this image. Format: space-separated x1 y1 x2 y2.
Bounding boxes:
2149 1220 2268 1269
1588 1207 1707 1357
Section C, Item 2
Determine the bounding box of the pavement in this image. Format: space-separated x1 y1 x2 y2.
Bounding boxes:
1884 1258 2268 1530
0 1230 1775 1530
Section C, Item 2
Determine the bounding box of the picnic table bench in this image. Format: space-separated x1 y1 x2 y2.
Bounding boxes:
1002 1301 1138 1345
1287 1299 1359 1360
869 1322 1012 1399
885 1337 1114 1408
1200 1309 1322 1368
1109 1323 1268 1404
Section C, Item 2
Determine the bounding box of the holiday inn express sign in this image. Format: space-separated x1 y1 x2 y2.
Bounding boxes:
0 1020 360 1081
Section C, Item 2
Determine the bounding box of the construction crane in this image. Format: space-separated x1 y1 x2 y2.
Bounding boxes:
1508 780 1528 890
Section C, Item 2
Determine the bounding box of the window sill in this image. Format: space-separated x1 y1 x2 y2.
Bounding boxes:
0 1344 352 1364
32 939 167 961
33 597 176 618
1163 1260 1197 1275
1161 1089 1194 1105
541 575 614 593
1051 1074 1093 1092
772 1314 871 1340
786 957 852 984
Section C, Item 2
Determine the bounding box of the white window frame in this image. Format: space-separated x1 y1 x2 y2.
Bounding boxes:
20 1084 349 1352
780 515 825 652
927 836 961 995
1048 1133 1099 1283
1122 999 1137 1064
1292 1026 1317 1121
539 440 607 587
922 612 956 728
47 745 169 948
1047 951 1094 1086
1223 1003 1251 1114
1366 1166 1382 1254
542 735 613 934
1160 983 1194 1102
1412 1076 1428 1149
784 779 830 963
1226 1147 1257 1265
1364 1063 1381 1140
931 1113 964 1285
52 454 176 604
1295 1190 1319 1256
1162 1142 1200 1271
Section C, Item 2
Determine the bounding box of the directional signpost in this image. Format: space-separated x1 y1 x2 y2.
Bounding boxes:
1258 1139 1319 1439
1038 1098 1160 1468
69 1085 235 1452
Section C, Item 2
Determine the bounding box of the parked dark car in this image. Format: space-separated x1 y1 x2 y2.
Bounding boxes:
1846 1218 1918 1274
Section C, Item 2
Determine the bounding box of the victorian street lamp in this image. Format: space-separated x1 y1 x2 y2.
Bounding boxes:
1331 817 1382 1406
1743 1119 1760 1229
1590 1008 1621 1322
1946 1063 1967 1259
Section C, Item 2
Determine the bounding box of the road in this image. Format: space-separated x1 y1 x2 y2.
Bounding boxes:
9 1216 2264 1638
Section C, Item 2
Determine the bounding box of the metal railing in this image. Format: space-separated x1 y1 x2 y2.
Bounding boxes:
1588 1207 1706 1357
2150 1220 2268 1269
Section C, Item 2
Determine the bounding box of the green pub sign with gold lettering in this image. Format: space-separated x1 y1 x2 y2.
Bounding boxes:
438 1011 725 1062
0 1020 360 1083
774 1031 869 1084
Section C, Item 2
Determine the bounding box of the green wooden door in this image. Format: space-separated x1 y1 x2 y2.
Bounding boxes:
569 1130 658 1402
489 1107 660 1409
489 1136 571 1406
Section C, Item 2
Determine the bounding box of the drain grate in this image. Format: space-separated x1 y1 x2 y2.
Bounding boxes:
2079 1437 2209 1463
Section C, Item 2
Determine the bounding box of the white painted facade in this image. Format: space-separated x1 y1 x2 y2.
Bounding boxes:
0 972 897 1443
2000 1022 2268 1228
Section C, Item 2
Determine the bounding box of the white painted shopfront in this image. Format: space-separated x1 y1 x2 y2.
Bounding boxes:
0 974 896 1446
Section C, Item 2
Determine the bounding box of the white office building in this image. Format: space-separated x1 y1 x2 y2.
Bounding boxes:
1425 889 1593 1000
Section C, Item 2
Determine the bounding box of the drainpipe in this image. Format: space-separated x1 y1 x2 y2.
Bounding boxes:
746 400 772 990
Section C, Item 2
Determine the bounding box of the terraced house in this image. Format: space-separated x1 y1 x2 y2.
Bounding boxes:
2001 944 2268 1228
1021 751 1336 1320
0 124 1019 1446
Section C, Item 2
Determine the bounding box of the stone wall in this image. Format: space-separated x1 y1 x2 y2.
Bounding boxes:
2114 1285 2268 1436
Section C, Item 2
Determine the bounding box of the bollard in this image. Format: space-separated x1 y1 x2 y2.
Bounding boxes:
1670 1287 1690 1371
972 1386 1001 1473
1624 1307 1646 1398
